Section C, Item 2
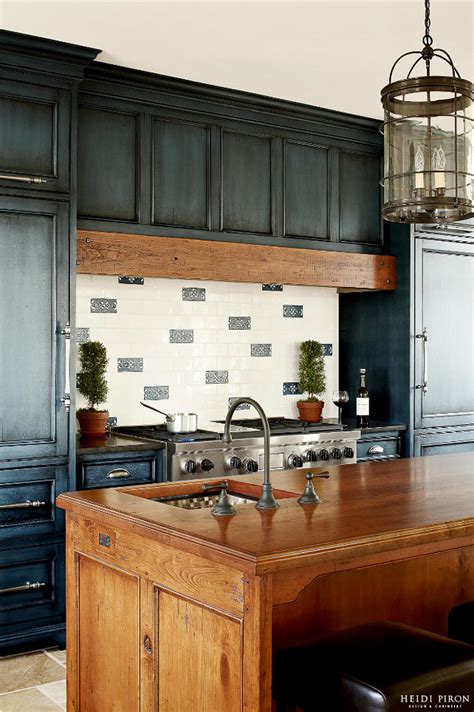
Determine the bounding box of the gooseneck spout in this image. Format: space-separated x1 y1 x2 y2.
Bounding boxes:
223 397 278 510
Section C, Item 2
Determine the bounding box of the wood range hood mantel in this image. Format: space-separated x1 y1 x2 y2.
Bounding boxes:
77 230 396 291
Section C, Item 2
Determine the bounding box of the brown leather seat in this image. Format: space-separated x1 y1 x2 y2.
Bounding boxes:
449 601 474 645
273 621 474 711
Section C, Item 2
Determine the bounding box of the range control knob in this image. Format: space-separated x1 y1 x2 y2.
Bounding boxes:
181 459 197 474
200 458 215 472
242 457 259 473
303 449 318 463
319 449 330 461
226 456 242 470
343 446 354 459
288 453 304 469
331 448 342 460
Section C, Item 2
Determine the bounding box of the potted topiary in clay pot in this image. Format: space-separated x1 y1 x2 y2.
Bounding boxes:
296 339 326 422
76 341 109 437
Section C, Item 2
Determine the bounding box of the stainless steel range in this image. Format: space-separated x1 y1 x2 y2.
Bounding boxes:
114 417 360 481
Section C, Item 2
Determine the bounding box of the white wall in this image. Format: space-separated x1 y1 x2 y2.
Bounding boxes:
1 1 472 119
76 275 339 426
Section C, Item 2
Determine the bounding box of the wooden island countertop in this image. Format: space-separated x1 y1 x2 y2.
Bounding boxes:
58 453 474 712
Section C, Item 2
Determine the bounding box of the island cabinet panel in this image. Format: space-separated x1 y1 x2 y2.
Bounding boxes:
220 129 273 235
77 555 140 712
415 238 474 429
339 149 382 246
77 104 139 222
158 591 243 712
0 80 69 193
283 139 330 241
0 196 69 461
151 118 210 229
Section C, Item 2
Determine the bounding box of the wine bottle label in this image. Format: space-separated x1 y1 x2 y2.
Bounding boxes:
356 398 369 416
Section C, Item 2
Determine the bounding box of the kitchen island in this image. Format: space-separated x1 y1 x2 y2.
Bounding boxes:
57 453 474 712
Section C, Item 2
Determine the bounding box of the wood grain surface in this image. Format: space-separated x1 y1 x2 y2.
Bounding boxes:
76 229 396 291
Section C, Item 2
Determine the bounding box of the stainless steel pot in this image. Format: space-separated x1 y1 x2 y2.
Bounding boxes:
140 402 198 433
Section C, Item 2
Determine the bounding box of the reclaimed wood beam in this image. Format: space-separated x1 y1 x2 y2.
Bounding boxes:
77 230 396 291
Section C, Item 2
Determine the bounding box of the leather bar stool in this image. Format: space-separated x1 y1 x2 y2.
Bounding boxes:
273 621 474 712
449 601 474 645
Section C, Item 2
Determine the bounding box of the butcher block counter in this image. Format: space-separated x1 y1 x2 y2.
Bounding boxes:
57 453 474 712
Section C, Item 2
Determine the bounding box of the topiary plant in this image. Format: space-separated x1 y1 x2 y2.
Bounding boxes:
77 341 108 412
298 339 326 402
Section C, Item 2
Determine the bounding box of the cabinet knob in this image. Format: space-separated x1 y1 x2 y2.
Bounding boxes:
143 635 152 656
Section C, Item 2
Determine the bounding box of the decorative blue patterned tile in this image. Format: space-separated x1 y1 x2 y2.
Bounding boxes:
182 287 206 301
76 327 90 344
228 316 251 330
118 276 144 285
262 284 283 291
228 397 251 410
144 386 169 400
117 358 143 372
322 343 333 356
170 329 194 344
283 382 301 395
90 298 117 313
206 370 229 384
250 344 272 357
283 305 303 318
106 416 118 431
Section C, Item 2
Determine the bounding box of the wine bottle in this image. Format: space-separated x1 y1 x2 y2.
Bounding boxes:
356 368 369 427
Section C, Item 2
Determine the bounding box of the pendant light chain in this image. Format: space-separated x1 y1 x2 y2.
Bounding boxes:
423 0 433 46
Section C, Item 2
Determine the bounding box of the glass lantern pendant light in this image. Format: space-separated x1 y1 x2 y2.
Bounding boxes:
381 0 473 223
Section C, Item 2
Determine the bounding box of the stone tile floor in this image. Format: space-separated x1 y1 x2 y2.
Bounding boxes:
0 649 66 711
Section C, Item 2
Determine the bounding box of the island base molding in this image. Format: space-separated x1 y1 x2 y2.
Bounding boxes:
76 229 396 291
64 513 474 712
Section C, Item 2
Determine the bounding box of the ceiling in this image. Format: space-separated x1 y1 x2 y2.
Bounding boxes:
1 0 472 119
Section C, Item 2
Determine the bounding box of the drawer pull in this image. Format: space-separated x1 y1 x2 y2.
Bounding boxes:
107 468 131 479
0 581 46 594
0 174 47 184
0 500 46 510
367 445 385 455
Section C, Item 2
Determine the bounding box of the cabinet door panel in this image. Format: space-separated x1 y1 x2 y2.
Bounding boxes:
0 197 69 459
284 140 329 240
152 119 210 229
339 150 381 245
415 239 474 429
158 591 242 712
414 430 474 457
0 80 69 192
78 105 139 221
221 129 272 234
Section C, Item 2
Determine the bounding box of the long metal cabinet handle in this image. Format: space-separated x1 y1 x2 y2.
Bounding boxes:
107 469 131 479
0 174 47 184
59 322 71 411
0 500 46 510
415 327 428 394
0 581 46 594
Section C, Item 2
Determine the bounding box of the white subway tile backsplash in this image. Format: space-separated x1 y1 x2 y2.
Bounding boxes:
76 275 339 425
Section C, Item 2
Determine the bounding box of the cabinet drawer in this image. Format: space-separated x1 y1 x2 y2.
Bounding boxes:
79 454 158 489
357 436 400 462
0 542 65 632
0 465 67 541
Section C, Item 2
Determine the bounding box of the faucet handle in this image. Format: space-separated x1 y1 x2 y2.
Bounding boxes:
298 471 323 505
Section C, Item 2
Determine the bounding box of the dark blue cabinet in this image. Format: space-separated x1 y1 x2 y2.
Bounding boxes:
77 447 163 489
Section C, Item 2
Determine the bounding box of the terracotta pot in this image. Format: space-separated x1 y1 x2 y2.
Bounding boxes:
77 410 109 437
296 400 324 423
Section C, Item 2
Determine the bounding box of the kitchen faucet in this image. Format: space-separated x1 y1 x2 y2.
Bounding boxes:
223 397 278 510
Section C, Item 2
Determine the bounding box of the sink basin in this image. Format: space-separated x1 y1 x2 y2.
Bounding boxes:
153 490 258 511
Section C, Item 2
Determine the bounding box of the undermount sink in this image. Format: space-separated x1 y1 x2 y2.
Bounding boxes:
153 490 259 511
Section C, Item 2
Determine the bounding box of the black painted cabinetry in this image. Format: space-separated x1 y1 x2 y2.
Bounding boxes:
0 30 99 654
77 64 383 252
340 225 474 457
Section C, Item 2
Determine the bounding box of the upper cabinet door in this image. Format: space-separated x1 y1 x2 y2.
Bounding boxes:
78 104 140 222
151 118 211 230
0 80 69 193
0 196 70 460
283 139 330 242
221 129 273 235
338 149 382 246
414 238 474 430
